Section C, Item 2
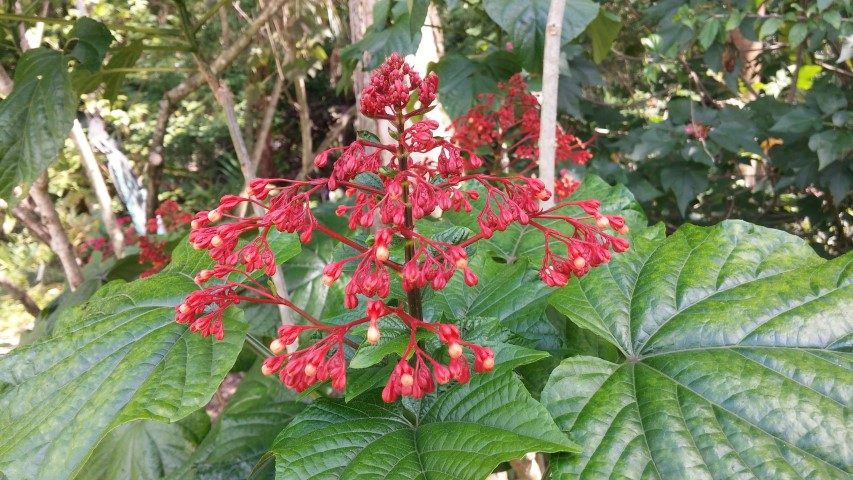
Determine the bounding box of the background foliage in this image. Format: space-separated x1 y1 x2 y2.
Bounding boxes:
0 1 851 479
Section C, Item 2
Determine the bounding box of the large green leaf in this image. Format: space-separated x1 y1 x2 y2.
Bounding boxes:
168 365 305 480
433 51 522 120
483 0 599 70
586 9 622 64
284 203 348 321
423 254 554 343
66 17 114 72
0 48 77 203
272 359 578 479
0 241 248 480
76 410 211 480
542 221 853 479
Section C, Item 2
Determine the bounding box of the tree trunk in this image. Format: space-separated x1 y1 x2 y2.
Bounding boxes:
0 273 40 318
348 0 376 133
29 173 85 290
72 119 125 257
537 0 565 208
11 198 51 245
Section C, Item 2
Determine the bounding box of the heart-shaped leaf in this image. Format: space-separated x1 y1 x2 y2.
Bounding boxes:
76 410 211 480
0 241 248 480
272 362 578 479
542 220 853 478
0 48 77 203
168 366 305 480
483 0 599 70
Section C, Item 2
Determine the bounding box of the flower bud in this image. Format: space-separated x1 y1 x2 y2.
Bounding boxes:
463 268 479 287
304 363 317 377
207 210 222 223
375 245 389 262
448 342 463 359
211 235 223 247
270 339 287 355
400 373 414 387
595 215 610 229
367 324 381 344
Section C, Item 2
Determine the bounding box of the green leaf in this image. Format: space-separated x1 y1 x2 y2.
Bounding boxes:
408 0 430 39
724 9 746 31
433 51 522 119
698 18 720 49
818 0 833 12
273 368 578 479
823 10 842 30
543 221 853 479
103 40 143 101
809 130 842 170
167 366 305 480
0 48 77 204
660 162 709 215
345 363 396 402
77 410 210 480
788 22 808 46
0 241 248 479
353 171 385 191
284 203 349 321
357 129 381 143
587 10 622 63
423 254 554 340
759 17 784 37
770 106 821 134
349 317 431 369
483 0 599 71
67 17 114 72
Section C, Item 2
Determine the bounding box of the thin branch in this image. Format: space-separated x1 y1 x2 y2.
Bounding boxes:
0 273 40 317
0 13 184 36
99 67 197 74
787 41 805 103
145 0 289 220
294 74 315 181
193 0 231 33
29 173 85 290
310 104 356 158
817 61 853 79
10 198 51 245
250 74 284 172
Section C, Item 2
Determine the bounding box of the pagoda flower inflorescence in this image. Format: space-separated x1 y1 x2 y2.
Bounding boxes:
176 53 629 402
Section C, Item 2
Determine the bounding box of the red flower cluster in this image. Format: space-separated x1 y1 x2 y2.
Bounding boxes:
177 54 628 402
450 74 594 199
78 201 192 277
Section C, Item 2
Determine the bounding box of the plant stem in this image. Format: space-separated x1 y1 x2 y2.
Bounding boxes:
0 13 183 37
245 333 273 358
396 111 424 320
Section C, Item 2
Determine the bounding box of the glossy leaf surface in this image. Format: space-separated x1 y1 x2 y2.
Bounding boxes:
0 48 76 203
0 242 248 480
542 221 853 479
273 356 577 479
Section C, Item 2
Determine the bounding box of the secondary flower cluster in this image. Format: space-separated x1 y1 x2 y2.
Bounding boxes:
451 74 594 199
176 53 628 402
78 201 192 278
